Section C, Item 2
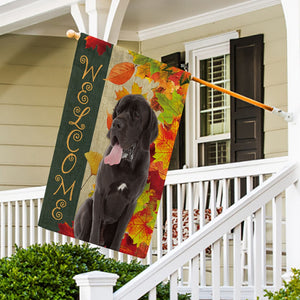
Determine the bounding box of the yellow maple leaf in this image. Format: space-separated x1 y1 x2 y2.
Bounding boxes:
84 151 103 175
135 63 151 81
115 87 129 100
126 207 154 246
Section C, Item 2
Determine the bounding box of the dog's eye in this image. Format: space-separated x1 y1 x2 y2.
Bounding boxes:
133 111 140 119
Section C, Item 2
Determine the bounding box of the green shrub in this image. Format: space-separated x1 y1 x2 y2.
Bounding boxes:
0 243 190 300
264 268 300 299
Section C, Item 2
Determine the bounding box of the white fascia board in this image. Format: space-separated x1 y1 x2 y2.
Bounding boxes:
0 0 82 35
138 0 281 41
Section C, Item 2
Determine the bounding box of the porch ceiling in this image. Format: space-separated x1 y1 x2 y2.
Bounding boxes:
0 0 281 41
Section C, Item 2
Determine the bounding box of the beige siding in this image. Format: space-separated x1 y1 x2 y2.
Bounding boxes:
140 4 288 159
0 5 287 190
0 34 76 190
0 34 139 191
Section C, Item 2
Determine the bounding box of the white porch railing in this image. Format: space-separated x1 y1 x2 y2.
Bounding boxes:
111 160 296 300
0 156 294 299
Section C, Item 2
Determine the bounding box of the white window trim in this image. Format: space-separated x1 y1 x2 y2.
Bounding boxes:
184 31 239 168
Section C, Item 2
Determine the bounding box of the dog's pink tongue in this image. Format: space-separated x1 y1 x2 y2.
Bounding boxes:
104 144 123 166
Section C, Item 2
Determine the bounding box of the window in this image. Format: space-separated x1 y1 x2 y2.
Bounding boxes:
198 54 231 166
185 31 239 167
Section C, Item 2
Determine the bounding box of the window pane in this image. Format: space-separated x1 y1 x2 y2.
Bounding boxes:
198 140 230 166
199 54 230 138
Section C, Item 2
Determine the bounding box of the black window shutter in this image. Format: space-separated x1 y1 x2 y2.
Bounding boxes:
161 52 185 169
230 34 264 162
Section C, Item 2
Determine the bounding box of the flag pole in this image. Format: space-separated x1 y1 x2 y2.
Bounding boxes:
66 29 293 122
191 76 293 122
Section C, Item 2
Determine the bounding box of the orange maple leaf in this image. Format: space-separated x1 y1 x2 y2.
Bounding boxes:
126 207 154 247
153 120 179 169
106 111 113 129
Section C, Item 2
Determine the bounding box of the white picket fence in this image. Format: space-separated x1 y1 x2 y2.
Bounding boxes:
0 156 294 299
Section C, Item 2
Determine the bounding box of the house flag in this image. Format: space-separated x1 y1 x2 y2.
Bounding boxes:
38 33 191 258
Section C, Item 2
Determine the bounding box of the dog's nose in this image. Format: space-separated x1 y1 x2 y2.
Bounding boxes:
112 118 124 130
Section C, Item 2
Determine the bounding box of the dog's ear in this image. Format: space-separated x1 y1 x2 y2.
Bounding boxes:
107 99 121 139
142 108 158 150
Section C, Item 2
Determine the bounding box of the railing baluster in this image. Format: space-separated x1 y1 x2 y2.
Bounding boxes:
254 207 263 299
156 202 163 259
273 194 283 290
246 176 254 285
166 184 173 252
1 201 5 258
222 179 229 286
37 198 43 244
30 199 35 245
7 201 12 257
210 180 216 219
177 184 183 285
199 181 206 286
22 200 27 248
45 229 51 244
187 182 193 234
258 175 267 286
191 255 199 300
233 224 242 300
146 240 152 265
148 287 156 300
170 270 178 300
15 200 20 248
212 240 221 300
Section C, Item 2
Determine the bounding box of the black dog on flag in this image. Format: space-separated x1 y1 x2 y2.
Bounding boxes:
74 94 158 250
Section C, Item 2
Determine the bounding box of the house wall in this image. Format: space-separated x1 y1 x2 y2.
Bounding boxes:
0 5 287 190
0 34 138 190
140 4 288 161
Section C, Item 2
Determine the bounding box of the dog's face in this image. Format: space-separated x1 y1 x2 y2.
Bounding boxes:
108 94 158 152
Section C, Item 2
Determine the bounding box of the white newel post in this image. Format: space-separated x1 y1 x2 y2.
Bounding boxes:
281 0 300 272
74 271 119 300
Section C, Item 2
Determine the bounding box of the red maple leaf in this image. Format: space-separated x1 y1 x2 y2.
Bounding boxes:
168 70 184 85
85 36 112 56
58 221 75 238
119 233 149 258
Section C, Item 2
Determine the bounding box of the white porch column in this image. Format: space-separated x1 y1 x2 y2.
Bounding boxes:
74 271 119 300
81 0 129 44
281 0 300 270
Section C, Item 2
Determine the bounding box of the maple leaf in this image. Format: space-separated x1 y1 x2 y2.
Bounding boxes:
168 70 184 86
58 221 74 238
149 160 168 180
106 62 135 85
115 87 129 100
126 207 154 247
135 63 151 81
156 91 184 124
177 84 189 97
131 82 142 94
129 51 152 65
85 36 112 56
180 71 192 86
119 233 149 258
134 183 153 213
154 121 179 169
85 151 103 175
106 111 113 130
